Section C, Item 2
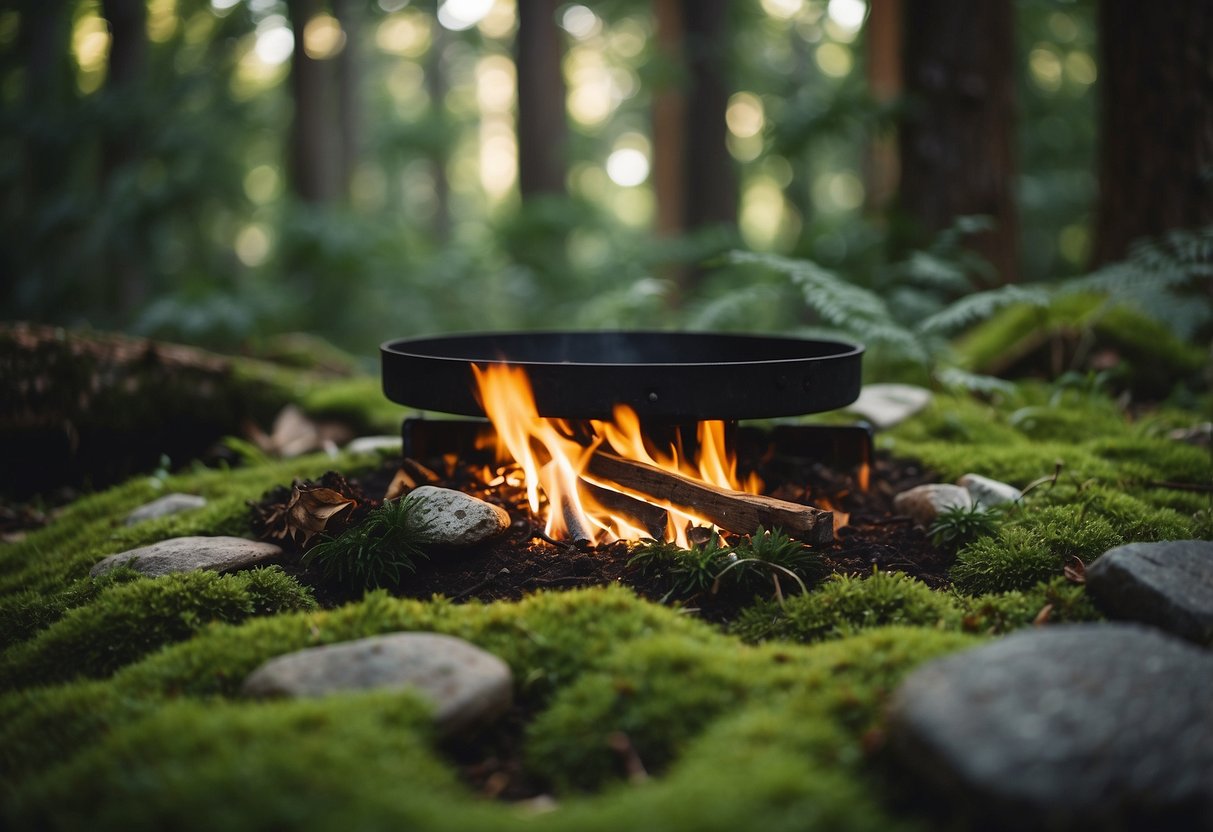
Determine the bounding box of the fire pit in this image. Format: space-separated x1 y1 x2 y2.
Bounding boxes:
380 331 868 550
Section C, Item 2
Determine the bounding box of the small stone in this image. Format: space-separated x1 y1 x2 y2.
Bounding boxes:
847 383 933 429
405 486 510 548
242 632 513 735
957 473 1022 508
1086 540 1213 645
124 493 208 526
345 435 402 455
886 624 1213 829
91 536 282 577
893 483 972 527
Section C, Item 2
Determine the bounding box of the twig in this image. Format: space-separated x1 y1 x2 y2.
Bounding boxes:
1144 480 1213 494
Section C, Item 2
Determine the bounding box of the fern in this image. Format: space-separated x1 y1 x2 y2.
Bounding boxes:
917 284 1051 335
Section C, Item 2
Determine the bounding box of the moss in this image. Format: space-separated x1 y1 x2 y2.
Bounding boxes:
731 571 962 645
0 567 315 689
0 452 378 597
0 567 143 650
5 623 973 832
958 577 1101 634
297 376 409 435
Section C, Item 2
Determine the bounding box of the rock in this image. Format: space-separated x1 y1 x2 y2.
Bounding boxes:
893 483 972 527
846 383 932 429
957 473 1022 508
345 435 402 455
887 624 1213 829
242 632 513 735
124 493 208 526
91 536 282 577
405 486 510 548
1086 540 1213 645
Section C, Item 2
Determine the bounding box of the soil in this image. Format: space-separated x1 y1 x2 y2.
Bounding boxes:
261 446 953 622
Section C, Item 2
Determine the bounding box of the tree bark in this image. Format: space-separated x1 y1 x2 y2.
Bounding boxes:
100 0 150 315
515 0 567 198
864 0 902 212
286 0 341 202
333 0 362 199
652 0 686 240
681 0 737 232
1093 1 1213 265
899 0 1018 283
426 25 452 239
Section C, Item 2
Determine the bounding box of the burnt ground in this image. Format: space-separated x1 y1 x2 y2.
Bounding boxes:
263 447 952 623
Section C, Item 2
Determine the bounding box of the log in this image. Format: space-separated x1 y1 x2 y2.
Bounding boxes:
584 451 834 546
581 480 669 540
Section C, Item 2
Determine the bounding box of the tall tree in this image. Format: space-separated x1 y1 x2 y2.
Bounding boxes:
333 0 362 196
515 0 567 197
1093 1 1213 265
286 0 342 202
898 0 1018 283
100 0 150 315
864 0 902 212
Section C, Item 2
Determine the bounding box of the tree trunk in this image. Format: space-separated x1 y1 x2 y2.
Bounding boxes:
652 0 686 240
100 0 149 315
864 0 902 212
899 0 1018 283
426 25 452 239
333 0 362 199
1092 1 1213 265
286 0 341 203
515 0 567 198
680 0 736 232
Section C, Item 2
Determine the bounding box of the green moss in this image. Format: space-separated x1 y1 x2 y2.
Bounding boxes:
0 567 143 650
0 567 315 689
958 577 1101 634
0 452 378 597
732 572 962 645
298 376 409 435
4 621 973 832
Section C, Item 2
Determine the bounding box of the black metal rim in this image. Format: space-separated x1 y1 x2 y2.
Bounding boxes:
381 330 864 421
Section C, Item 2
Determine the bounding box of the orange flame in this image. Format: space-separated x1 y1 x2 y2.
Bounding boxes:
472 363 765 546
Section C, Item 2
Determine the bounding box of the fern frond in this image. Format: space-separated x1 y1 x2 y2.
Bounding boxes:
727 251 894 329
916 284 1051 336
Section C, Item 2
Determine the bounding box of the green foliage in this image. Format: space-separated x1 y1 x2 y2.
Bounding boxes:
0 568 315 690
302 498 433 589
929 504 1004 551
732 571 962 645
628 533 737 599
958 577 1101 635
0 568 143 650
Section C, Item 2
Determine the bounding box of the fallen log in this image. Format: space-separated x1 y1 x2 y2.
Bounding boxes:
584 451 834 546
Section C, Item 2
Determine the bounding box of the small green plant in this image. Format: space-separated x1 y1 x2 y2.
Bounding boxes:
929 503 1003 551
301 498 432 589
628 533 736 600
713 527 826 600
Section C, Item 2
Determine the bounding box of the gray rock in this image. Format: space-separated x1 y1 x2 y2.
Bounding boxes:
345 435 402 455
242 632 513 735
893 483 972 527
1086 540 1213 645
887 624 1213 829
405 486 510 548
958 473 1022 508
91 536 282 577
847 383 932 429
124 493 208 526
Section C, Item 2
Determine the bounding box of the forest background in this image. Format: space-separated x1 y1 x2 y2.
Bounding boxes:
2 0 1210 378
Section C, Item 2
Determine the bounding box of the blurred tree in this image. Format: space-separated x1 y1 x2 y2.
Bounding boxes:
100 0 149 315
864 0 901 212
286 0 343 201
652 0 737 290
1093 0 1213 265
899 0 1019 283
515 0 567 197
333 0 363 195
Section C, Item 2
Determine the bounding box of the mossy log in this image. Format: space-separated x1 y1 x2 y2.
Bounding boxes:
0 323 293 496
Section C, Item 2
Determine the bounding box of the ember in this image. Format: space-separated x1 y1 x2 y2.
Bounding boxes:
471 363 836 547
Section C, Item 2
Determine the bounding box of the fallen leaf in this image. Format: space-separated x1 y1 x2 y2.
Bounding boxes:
384 468 417 501
286 484 357 546
1033 603 1054 626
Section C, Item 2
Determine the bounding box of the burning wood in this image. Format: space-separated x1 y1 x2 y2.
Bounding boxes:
584 451 834 546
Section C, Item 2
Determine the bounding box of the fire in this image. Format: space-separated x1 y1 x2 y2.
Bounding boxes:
472 363 765 546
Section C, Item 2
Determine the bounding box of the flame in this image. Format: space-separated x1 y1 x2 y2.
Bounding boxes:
472 363 767 546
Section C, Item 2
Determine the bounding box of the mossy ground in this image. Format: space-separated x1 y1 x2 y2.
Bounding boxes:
0 380 1208 830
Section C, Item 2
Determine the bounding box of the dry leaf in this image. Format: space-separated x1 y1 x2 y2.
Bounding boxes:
1063 556 1086 584
384 468 417 501
285 484 357 546
1033 603 1054 626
